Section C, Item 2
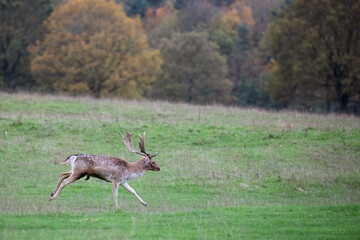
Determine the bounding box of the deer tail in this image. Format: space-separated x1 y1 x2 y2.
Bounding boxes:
60 155 78 165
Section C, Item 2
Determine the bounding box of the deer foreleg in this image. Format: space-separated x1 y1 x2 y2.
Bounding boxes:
120 182 148 206
112 181 119 208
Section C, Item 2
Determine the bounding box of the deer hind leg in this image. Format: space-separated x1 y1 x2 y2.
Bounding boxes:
50 172 71 197
120 182 148 206
49 172 84 201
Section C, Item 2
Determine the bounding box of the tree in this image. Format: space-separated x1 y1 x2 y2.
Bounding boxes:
240 0 284 47
0 0 52 90
208 6 241 55
206 2 270 107
150 32 233 104
177 0 218 32
208 3 254 55
29 0 162 98
267 0 360 112
174 0 235 8
123 0 164 17
174 0 187 9
144 1 179 47
124 0 148 17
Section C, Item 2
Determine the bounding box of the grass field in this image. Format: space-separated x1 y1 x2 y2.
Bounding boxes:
0 92 359 239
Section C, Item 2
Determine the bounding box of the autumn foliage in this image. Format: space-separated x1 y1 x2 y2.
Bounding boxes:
1 0 359 112
0 0 52 90
209 2 254 55
151 32 233 104
267 0 360 112
29 0 162 98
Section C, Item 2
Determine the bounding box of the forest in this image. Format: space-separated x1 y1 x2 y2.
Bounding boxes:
1 0 359 113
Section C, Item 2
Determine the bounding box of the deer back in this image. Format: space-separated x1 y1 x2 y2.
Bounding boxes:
69 154 130 182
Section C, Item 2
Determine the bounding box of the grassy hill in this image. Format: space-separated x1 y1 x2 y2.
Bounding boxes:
0 93 359 239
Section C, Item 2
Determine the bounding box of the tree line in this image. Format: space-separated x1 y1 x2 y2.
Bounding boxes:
1 0 359 113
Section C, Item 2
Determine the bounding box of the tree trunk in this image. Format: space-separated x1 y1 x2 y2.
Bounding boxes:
340 94 349 113
188 77 194 103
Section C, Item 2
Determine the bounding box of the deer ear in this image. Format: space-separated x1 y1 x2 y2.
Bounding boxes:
144 156 150 164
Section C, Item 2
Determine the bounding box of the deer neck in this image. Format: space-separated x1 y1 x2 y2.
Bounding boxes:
127 158 148 181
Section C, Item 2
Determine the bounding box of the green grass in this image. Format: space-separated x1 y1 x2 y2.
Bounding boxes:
2 205 359 239
0 92 359 239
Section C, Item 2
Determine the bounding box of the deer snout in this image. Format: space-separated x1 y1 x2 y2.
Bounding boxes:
152 164 160 171
150 161 160 171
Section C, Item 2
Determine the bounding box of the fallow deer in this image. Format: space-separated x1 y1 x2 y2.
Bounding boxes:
49 130 160 208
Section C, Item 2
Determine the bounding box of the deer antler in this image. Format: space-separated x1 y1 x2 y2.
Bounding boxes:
119 130 159 159
119 130 147 157
138 132 159 158
138 132 146 154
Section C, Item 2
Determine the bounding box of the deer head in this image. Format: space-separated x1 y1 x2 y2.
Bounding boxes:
119 130 160 171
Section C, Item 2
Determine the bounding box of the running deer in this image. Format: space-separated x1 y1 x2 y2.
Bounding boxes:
49 130 160 208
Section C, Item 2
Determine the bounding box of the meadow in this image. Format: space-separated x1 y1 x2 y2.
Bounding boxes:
0 92 359 239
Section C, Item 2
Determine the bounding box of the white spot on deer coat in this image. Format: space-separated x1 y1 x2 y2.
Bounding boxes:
70 156 77 171
127 171 144 181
